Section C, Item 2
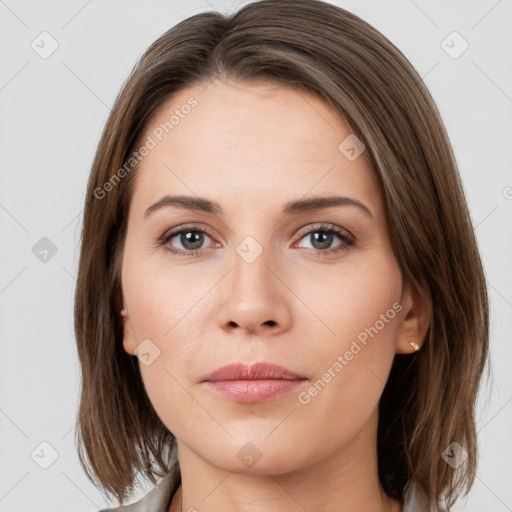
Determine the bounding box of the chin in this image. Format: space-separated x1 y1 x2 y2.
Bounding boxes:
191 433 311 476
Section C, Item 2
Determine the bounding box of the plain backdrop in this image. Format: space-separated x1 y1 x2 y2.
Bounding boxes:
0 0 511 511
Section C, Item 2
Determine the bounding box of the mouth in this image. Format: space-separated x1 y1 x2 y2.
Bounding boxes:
201 361 308 403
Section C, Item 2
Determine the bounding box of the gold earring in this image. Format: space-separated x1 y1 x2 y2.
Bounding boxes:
409 340 420 352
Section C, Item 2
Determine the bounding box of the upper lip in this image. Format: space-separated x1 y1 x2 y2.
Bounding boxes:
202 362 306 382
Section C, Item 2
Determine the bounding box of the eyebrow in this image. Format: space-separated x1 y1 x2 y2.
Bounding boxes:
144 194 373 219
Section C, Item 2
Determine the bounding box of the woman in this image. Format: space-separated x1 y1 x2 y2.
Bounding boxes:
74 1 490 511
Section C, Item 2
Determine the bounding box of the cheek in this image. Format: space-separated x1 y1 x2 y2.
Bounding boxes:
121 261 211 436
294 250 402 355
122 249 208 345
292 255 402 419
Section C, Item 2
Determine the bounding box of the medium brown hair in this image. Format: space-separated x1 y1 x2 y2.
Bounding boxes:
74 0 490 507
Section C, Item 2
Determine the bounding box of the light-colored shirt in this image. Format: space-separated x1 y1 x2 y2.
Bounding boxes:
99 472 450 512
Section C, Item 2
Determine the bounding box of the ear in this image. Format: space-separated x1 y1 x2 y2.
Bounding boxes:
116 292 136 356
395 278 432 354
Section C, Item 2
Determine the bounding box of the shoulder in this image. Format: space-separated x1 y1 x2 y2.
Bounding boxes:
98 471 178 512
402 479 451 512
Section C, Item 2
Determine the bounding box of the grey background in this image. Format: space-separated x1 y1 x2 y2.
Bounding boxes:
0 0 511 511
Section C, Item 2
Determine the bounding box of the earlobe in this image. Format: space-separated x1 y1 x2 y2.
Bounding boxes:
119 306 136 356
395 279 432 354
116 291 136 355
409 340 421 352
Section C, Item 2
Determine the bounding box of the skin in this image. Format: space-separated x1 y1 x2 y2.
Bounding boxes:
119 78 430 512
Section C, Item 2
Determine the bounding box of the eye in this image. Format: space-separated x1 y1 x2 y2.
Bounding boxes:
159 225 216 256
294 223 355 255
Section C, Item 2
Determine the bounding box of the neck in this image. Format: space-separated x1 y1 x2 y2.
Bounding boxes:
169 408 403 512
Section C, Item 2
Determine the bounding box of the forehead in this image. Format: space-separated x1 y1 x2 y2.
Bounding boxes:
130 79 381 218
144 79 350 162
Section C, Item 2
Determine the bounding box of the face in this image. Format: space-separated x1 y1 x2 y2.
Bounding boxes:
119 78 424 475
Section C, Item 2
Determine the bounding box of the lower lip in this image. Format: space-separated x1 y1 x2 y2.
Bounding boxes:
203 379 306 403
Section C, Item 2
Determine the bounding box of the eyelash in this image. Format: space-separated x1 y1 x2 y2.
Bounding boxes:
158 223 355 258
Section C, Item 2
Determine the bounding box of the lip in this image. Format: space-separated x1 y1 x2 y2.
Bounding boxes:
202 362 308 403
203 362 305 382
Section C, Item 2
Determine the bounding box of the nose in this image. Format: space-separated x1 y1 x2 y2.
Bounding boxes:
216 245 292 337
